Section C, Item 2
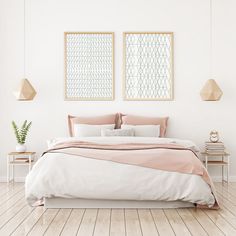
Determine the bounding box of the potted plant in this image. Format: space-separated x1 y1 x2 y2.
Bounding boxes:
12 120 32 152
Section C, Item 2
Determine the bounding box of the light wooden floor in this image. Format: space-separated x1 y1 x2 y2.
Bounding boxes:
1 183 236 235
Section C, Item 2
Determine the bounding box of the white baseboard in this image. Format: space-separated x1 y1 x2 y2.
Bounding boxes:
0 176 25 183
1 176 236 183
210 176 236 182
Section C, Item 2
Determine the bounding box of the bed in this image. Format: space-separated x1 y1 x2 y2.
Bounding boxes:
25 137 218 209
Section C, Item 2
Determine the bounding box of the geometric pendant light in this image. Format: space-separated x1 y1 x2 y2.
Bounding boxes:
14 0 36 101
200 0 222 101
13 79 37 100
200 79 223 101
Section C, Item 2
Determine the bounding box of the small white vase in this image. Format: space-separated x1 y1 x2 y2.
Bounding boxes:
16 144 27 152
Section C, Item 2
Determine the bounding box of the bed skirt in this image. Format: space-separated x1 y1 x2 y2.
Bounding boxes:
44 198 195 209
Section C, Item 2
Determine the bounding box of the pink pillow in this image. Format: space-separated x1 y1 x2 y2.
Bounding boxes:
68 114 119 137
121 114 168 137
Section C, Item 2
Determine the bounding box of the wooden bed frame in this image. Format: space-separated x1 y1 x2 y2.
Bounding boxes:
44 198 195 209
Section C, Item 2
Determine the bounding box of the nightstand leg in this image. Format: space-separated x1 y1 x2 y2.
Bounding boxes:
227 156 230 184
222 166 224 182
12 163 14 183
29 155 31 172
205 155 208 170
222 156 224 183
7 155 10 183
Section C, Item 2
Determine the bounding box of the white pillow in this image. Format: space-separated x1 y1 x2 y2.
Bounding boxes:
121 124 160 137
74 124 115 137
101 128 135 137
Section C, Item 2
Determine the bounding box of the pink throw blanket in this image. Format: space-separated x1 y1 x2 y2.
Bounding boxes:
44 141 219 209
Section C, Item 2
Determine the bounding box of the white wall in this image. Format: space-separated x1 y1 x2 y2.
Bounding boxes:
0 0 235 181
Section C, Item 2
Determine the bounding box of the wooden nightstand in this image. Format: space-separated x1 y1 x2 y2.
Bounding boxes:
7 152 36 182
201 152 230 183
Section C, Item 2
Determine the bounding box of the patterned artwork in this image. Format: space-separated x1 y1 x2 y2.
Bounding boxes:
124 32 173 100
65 32 114 100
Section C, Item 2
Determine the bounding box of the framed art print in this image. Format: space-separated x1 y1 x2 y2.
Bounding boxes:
123 32 174 100
65 32 114 100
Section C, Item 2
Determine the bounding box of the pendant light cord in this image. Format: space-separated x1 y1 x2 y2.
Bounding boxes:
23 0 26 78
210 0 212 78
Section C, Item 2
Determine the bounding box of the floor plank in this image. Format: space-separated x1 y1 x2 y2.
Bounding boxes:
0 198 26 229
217 182 236 197
0 183 16 196
60 209 85 236
215 186 236 215
0 183 22 196
27 209 59 236
11 207 46 236
44 208 72 235
215 184 236 205
151 209 175 236
164 209 191 236
204 208 236 235
0 184 24 206
177 208 208 236
0 191 24 216
215 193 236 216
77 209 98 236
94 209 111 236
110 209 126 236
0 204 34 235
189 208 224 236
138 209 158 236
125 209 142 236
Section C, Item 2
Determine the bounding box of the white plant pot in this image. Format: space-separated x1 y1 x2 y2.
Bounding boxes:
16 144 27 152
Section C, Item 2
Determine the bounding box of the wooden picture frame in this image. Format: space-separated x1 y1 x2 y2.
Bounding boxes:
65 32 114 101
123 32 174 101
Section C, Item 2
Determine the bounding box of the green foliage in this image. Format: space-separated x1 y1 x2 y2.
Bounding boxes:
12 120 32 144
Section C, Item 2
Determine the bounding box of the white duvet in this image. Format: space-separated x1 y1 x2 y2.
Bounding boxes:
25 137 215 207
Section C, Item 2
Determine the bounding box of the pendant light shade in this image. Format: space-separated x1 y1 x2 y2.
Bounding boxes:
14 0 37 101
13 79 37 100
200 0 223 101
200 79 223 101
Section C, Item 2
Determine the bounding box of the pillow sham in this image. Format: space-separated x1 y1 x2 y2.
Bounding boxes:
121 115 168 137
68 114 119 137
101 128 135 137
74 124 115 137
121 124 160 137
